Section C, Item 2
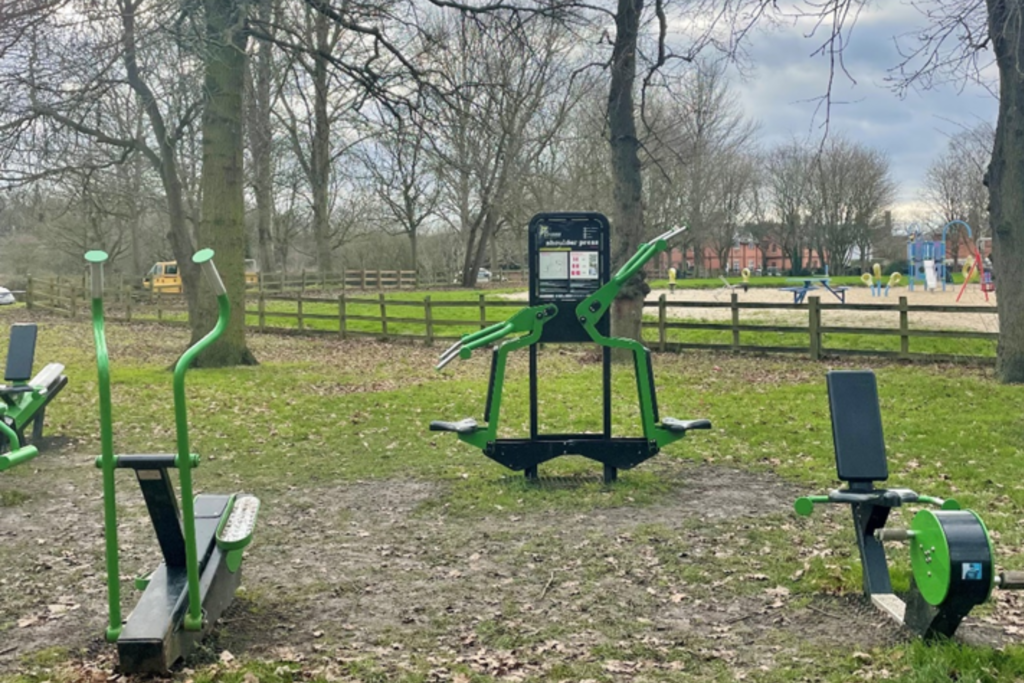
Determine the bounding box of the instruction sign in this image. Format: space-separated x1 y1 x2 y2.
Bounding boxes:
528 212 610 343
530 214 608 303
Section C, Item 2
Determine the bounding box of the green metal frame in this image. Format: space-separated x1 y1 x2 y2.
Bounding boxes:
0 407 39 471
575 226 685 448
88 247 232 640
436 225 686 452
437 304 557 449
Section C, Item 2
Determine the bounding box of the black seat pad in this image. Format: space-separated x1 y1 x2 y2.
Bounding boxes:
827 371 888 482
4 324 37 383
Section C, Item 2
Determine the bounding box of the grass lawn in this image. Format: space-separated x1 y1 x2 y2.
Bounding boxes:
1 306 1023 682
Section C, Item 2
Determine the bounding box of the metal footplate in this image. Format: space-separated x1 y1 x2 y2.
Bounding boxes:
659 418 712 433
429 418 484 434
217 495 260 552
117 495 243 674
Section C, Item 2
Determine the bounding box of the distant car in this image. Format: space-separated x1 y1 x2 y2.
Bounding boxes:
0 287 15 305
477 268 492 283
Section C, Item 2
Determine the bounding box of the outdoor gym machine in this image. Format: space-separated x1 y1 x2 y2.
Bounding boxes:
0 323 67 454
87 248 260 674
795 371 1023 639
431 212 710 483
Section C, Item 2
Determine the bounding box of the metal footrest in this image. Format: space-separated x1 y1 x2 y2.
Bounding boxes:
216 494 260 551
429 418 483 434
660 417 712 433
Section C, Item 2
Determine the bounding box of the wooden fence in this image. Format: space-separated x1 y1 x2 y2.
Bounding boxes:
23 281 998 364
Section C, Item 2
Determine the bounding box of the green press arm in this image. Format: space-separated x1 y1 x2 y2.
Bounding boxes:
0 408 39 472
175 248 230 631
574 225 686 447
437 304 557 370
435 304 557 449
85 250 123 642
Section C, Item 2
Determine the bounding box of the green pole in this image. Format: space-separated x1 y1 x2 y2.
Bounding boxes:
175 249 229 631
85 250 122 642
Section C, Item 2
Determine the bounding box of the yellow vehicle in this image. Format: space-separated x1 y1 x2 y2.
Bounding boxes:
143 259 259 293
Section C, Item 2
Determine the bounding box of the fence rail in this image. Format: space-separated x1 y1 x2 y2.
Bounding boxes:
23 279 998 364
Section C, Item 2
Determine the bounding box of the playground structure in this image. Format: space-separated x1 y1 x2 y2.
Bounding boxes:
87 248 260 674
432 212 710 483
907 228 947 291
953 221 993 303
0 323 67 463
796 371 1023 639
861 264 902 297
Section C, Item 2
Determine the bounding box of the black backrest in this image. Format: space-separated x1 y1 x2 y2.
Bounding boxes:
5 324 37 383
826 370 887 482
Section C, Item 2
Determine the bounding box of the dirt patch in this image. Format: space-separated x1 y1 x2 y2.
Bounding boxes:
1 456 948 681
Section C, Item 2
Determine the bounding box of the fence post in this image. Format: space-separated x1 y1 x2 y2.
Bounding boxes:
339 294 347 339
56 276 63 311
125 286 133 322
25 275 32 311
361 270 367 289
341 268 347 292
379 292 388 339
808 296 821 360
424 295 434 345
731 292 741 350
377 270 383 289
301 269 307 294
157 293 163 322
479 294 487 330
70 289 77 319
899 296 910 359
258 292 266 332
297 290 305 331
658 293 667 352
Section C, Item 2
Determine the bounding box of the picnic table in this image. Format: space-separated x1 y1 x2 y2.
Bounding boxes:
780 277 849 304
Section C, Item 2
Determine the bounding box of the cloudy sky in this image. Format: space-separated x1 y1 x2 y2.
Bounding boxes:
727 3 996 215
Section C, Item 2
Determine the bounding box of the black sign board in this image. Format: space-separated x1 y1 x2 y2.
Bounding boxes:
528 212 610 343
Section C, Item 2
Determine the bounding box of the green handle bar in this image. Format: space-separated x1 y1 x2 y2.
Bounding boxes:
86 249 123 642
794 493 960 517
176 248 230 632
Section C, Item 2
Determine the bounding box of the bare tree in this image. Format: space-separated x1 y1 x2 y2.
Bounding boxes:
922 123 993 265
357 104 440 273
805 138 896 275
764 140 813 274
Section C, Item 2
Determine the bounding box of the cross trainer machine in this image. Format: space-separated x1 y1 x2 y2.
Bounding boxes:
87 249 260 673
431 212 710 483
0 323 67 457
795 370 1024 639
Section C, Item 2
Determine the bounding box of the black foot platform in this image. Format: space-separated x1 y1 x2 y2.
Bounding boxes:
117 495 240 674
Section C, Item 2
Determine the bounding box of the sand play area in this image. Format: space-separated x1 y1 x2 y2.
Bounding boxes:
645 283 999 333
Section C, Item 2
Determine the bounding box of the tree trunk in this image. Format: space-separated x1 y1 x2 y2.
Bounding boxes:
311 11 333 276
607 0 648 342
249 0 275 273
196 0 257 366
987 0 1024 382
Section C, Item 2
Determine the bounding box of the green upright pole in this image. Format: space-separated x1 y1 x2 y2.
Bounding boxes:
85 250 122 642
174 248 230 631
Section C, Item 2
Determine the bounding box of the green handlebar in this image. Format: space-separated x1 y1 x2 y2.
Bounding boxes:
86 250 123 642
176 252 230 632
0 445 39 471
794 495 829 516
